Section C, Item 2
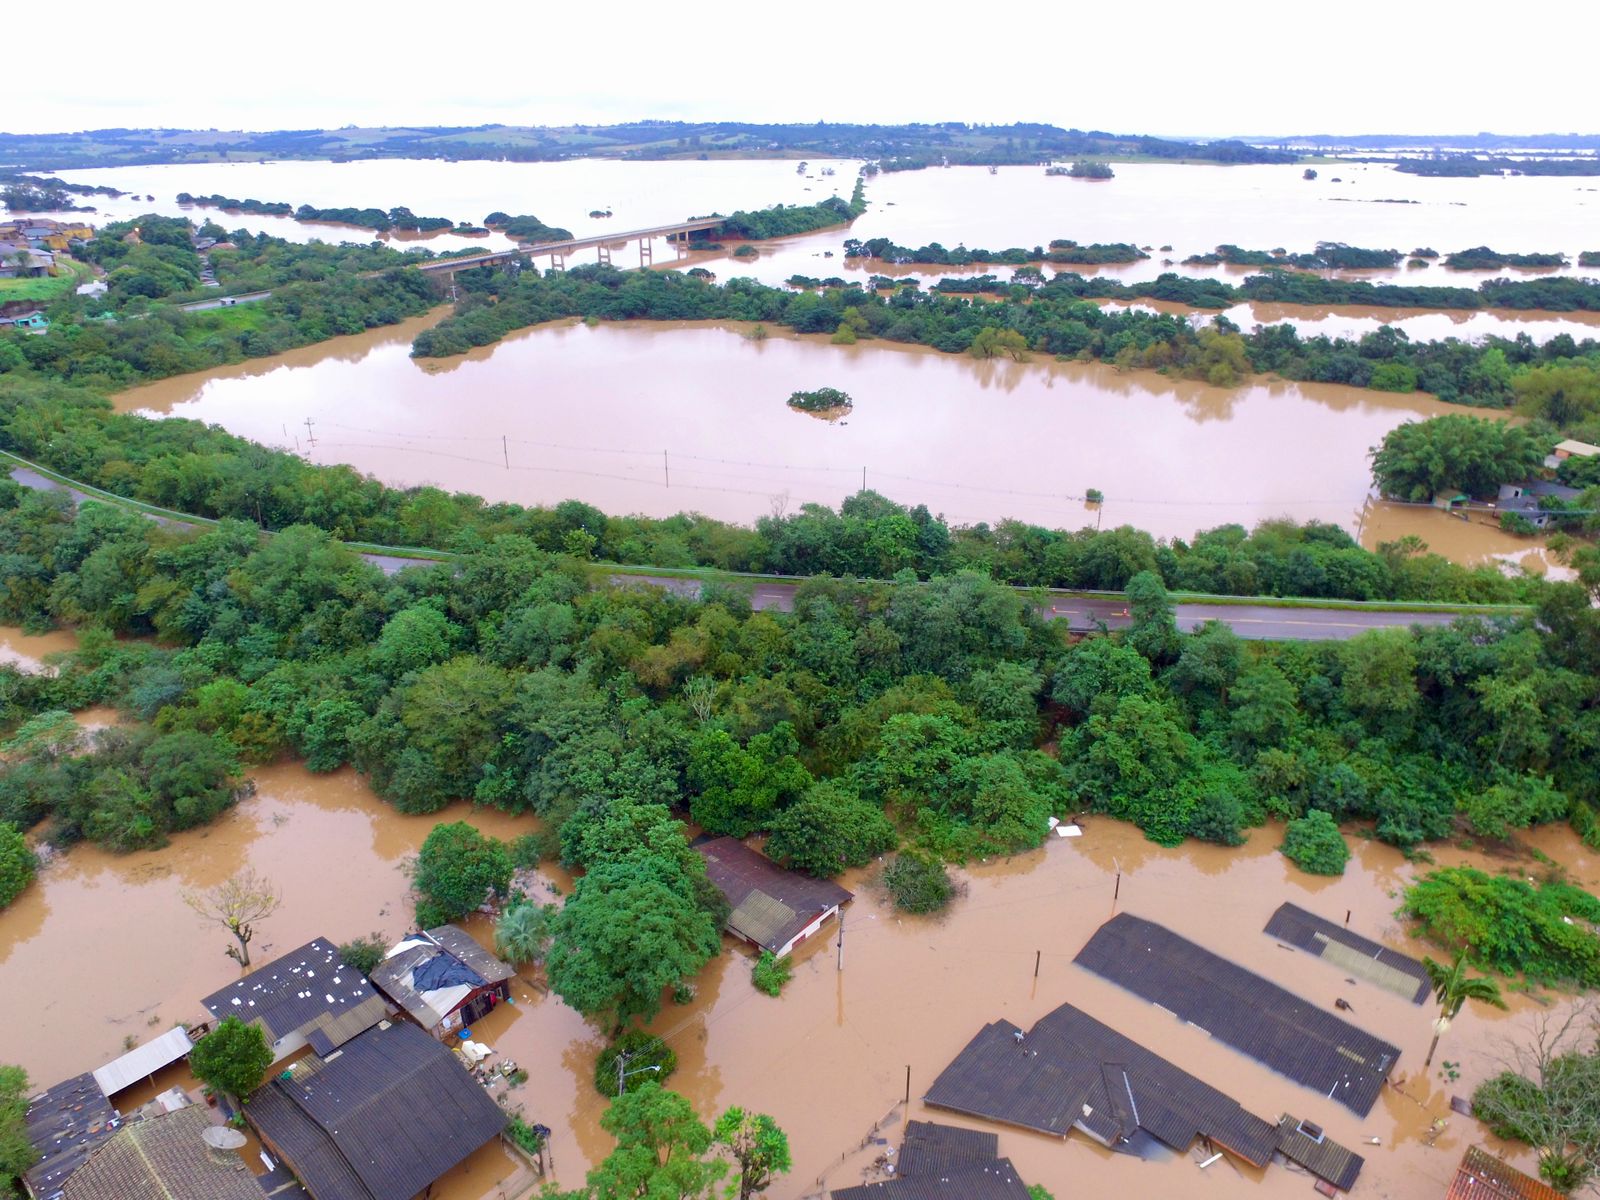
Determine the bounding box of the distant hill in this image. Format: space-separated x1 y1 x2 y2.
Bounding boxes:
0 122 1297 172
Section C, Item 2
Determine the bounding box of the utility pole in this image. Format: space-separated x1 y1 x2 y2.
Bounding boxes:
303 417 316 447
503 435 509 469
836 914 844 972
664 450 670 489
861 465 866 492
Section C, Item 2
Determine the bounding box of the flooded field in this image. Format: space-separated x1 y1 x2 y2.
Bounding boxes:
2 747 1593 1200
116 315 1515 555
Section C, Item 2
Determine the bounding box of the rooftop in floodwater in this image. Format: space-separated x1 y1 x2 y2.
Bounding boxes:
1073 913 1400 1116
829 1120 1029 1200
923 1002 1283 1167
1446 1145 1565 1200
1274 1114 1366 1192
22 1072 121 1197
1263 902 1432 1004
200 937 388 1058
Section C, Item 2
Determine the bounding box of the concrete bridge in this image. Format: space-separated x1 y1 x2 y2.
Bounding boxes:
417 217 727 275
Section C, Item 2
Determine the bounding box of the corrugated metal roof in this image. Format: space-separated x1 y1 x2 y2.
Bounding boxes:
91 1027 194 1097
246 1021 507 1200
896 1120 999 1178
829 1161 1031 1200
1274 1114 1365 1191
1264 903 1432 1004
1074 913 1400 1116
924 1004 1282 1166
23 1072 121 1196
1447 1146 1565 1200
369 927 511 1031
696 838 852 953
201 939 382 1049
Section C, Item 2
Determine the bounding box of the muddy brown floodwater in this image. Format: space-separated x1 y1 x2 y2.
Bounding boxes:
3 742 1596 1200
117 316 1529 563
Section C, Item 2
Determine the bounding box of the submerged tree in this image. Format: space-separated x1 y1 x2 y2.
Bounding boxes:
183 868 281 969
494 900 555 967
1424 950 1507 1067
714 1107 792 1200
1 1064 39 1195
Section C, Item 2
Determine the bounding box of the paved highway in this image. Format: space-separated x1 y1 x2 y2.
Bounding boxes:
611 574 1477 642
1 466 1495 640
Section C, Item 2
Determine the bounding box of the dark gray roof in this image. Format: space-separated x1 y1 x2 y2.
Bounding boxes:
23 1072 121 1197
1073 913 1399 1116
924 1004 1282 1165
246 1021 507 1200
829 1161 1031 1200
897 1120 1000 1177
1264 902 1432 1004
1274 1114 1365 1191
60 1105 263 1200
696 837 852 953
201 938 385 1049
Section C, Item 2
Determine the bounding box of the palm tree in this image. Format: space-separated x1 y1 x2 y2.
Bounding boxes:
1423 951 1508 1067
494 900 554 967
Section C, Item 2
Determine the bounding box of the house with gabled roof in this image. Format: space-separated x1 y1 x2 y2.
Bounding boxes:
200 938 389 1065
246 1020 508 1200
696 837 852 957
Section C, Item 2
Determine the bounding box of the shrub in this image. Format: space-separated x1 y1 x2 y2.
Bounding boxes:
1400 867 1600 985
786 387 853 414
751 950 793 996
593 1029 677 1098
337 933 387 975
0 822 36 909
883 852 956 914
505 1114 546 1155
1280 810 1350 875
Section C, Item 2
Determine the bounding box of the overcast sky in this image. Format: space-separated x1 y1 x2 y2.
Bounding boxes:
13 0 1594 139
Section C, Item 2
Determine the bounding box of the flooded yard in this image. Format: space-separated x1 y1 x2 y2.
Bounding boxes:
2 746 1593 1200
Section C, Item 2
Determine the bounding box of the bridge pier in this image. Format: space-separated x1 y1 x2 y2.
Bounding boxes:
596 245 611 266
639 237 653 267
550 252 565 272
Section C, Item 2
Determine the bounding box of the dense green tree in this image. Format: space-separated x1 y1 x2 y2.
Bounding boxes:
188 1016 273 1100
0 824 34 910
1280 810 1350 875
412 821 513 927
546 859 722 1032
714 1107 792 1200
494 900 555 966
1371 415 1545 500
0 1064 36 1198
764 781 896 877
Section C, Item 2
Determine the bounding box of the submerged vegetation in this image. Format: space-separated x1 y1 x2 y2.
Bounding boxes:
786 387 852 414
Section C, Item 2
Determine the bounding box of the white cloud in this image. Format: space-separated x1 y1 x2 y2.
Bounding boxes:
12 0 1594 138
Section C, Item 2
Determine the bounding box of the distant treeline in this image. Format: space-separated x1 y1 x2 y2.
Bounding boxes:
1 172 122 212
706 177 868 240
1397 156 1600 177
1442 246 1568 270
409 260 1598 407
484 212 575 242
845 237 1147 266
176 191 462 234
1184 243 1403 270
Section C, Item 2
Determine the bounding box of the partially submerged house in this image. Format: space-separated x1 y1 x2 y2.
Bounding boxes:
1445 1146 1563 1200
1074 913 1400 1116
246 1020 508 1200
58 1104 262 1200
1547 438 1600 467
696 836 852 957
830 1121 1032 1199
369 926 515 1039
1263 902 1432 1004
201 938 390 1065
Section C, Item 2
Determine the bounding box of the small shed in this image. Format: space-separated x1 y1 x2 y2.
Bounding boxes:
369 925 515 1038
91 1027 195 1099
200 938 389 1065
696 837 852 957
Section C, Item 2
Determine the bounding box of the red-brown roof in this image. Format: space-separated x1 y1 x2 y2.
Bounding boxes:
1446 1147 1563 1200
